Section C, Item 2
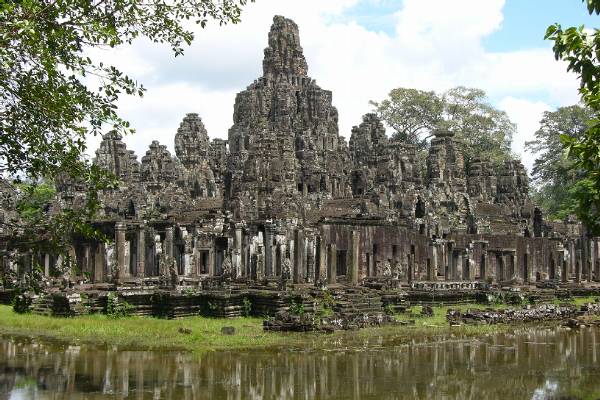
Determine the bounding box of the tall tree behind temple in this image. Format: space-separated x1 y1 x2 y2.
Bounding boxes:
525 105 592 220
369 88 443 150
442 87 515 169
371 86 515 172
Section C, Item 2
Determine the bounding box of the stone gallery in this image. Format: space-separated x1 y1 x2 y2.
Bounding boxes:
1 16 598 302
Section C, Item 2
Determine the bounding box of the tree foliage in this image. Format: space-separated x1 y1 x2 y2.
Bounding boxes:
525 105 593 219
371 86 515 168
546 0 600 233
16 182 56 222
442 87 515 168
0 0 251 254
369 88 443 148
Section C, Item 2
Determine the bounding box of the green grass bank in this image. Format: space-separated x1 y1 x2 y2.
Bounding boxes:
0 297 597 352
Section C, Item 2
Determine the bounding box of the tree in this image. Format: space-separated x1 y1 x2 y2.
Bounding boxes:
442 87 515 168
525 105 593 219
546 0 600 233
371 86 515 168
0 0 252 254
369 88 443 149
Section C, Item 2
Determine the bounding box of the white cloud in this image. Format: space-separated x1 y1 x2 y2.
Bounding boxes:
498 97 550 173
85 0 581 178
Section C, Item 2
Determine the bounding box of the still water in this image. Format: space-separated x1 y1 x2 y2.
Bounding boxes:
1 327 600 399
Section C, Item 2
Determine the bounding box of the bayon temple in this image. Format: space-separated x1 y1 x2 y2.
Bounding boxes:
1 16 599 305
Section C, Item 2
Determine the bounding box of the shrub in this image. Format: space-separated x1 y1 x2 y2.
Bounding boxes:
322 290 335 309
105 292 132 319
13 294 31 314
383 303 394 316
289 299 305 316
242 297 252 317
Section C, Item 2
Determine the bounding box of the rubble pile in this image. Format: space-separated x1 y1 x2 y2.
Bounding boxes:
447 301 600 325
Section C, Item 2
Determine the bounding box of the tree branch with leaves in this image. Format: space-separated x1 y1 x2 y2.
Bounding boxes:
545 0 600 233
0 0 253 257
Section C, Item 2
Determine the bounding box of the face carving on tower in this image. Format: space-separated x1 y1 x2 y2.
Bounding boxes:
262 16 309 80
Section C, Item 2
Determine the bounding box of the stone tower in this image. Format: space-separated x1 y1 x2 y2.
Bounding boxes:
496 159 529 208
227 15 349 219
174 114 218 198
174 113 210 165
94 131 140 185
426 129 466 193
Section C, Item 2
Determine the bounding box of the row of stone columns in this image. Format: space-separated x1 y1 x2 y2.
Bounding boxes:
17 222 600 286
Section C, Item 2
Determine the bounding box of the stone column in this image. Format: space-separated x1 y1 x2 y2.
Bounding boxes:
349 230 360 285
264 225 274 277
426 258 433 281
306 233 315 283
327 243 337 285
115 222 127 283
124 239 131 276
317 236 327 282
481 243 488 281
136 224 145 278
293 229 305 283
44 253 50 277
455 251 463 281
583 235 590 282
569 240 577 278
256 246 265 280
367 250 374 277
524 245 531 283
510 251 517 281
208 244 217 277
164 226 175 280
593 239 599 282
429 242 438 281
576 248 582 283
586 237 594 282
181 228 192 277
465 248 474 281
165 226 174 258
408 253 415 283
242 235 249 277
84 245 91 278
94 243 105 282
447 241 454 281
288 239 295 279
496 254 504 282
235 225 243 254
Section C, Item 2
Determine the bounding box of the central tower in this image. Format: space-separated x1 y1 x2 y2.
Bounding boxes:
227 16 350 221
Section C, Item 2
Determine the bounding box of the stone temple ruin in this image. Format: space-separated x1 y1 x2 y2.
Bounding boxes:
1 16 599 321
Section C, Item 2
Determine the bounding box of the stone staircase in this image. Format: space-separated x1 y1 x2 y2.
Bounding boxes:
333 288 383 316
29 292 91 317
30 294 54 316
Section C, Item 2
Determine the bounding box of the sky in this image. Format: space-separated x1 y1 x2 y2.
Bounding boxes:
86 0 598 175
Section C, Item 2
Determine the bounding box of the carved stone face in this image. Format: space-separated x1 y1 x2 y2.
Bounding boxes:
174 113 210 165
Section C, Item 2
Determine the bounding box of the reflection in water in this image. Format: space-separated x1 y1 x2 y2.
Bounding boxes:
1 327 600 399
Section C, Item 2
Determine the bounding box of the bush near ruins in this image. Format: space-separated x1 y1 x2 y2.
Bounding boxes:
105 292 132 319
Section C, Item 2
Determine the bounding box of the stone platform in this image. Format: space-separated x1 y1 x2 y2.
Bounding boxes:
3 281 600 322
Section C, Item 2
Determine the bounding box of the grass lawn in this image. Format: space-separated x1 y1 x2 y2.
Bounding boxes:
0 296 596 352
0 305 295 352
